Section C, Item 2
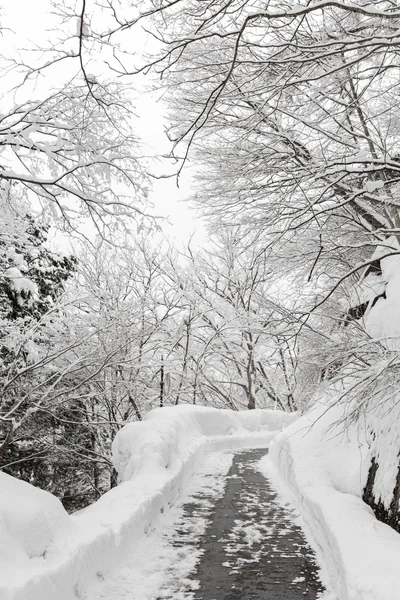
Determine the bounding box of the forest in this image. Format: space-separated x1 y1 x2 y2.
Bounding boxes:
1 0 400 536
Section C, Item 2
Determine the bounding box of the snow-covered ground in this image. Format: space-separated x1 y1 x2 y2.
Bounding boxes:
83 450 234 600
0 405 296 600
83 448 330 600
269 401 400 600
3 398 400 600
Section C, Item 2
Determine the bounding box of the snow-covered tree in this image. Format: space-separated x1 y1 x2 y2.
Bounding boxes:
0 1 150 235
0 197 78 491
156 229 319 411
109 0 400 298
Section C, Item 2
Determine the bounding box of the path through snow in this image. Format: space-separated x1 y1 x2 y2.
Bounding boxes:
82 449 330 600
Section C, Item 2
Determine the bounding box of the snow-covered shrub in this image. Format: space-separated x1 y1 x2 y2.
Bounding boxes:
0 201 79 506
0 471 72 570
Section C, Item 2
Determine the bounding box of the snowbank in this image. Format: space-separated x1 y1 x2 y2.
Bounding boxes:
0 405 296 600
363 399 400 514
113 405 297 482
0 472 71 573
269 401 400 600
365 239 400 350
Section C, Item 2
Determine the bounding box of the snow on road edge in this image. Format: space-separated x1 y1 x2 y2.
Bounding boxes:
84 451 235 600
269 403 400 600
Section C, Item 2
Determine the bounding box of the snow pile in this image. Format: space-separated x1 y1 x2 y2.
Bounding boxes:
84 451 234 600
269 400 400 600
0 405 296 600
0 472 72 573
365 239 400 350
363 399 400 512
113 405 297 482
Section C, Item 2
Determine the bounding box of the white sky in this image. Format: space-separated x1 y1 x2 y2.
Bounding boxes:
0 0 206 247
134 94 205 246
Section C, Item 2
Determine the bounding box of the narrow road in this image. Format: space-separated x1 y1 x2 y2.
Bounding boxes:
184 449 324 599
84 448 327 600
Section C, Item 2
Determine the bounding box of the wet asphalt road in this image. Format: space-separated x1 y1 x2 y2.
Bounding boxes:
176 449 324 600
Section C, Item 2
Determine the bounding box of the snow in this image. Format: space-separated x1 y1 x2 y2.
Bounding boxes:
366 244 400 349
8 387 399 600
84 445 329 600
4 266 37 302
366 401 400 511
84 451 234 600
6 247 27 270
365 180 384 193
113 405 297 483
0 472 72 578
268 400 400 600
0 405 296 600
349 271 386 308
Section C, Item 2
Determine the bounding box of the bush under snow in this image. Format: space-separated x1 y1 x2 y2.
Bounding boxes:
0 472 71 567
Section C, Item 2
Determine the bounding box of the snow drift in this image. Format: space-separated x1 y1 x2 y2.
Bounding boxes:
0 472 71 566
365 241 400 351
269 401 400 600
0 405 296 600
113 405 296 482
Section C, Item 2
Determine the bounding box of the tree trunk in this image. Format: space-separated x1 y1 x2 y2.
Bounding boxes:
160 356 165 408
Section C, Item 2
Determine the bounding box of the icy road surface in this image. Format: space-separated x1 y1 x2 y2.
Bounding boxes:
83 449 328 600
